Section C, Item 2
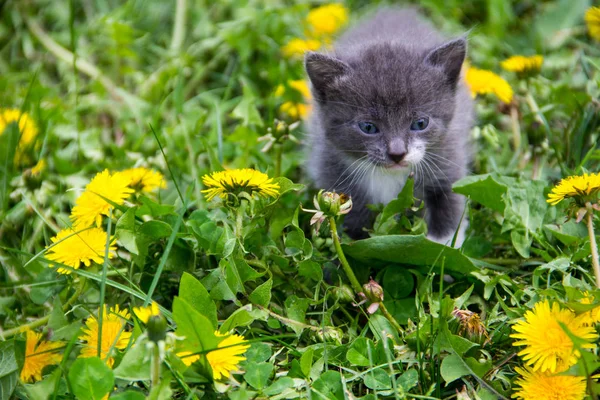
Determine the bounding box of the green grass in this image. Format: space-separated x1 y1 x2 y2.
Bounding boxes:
1 0 600 399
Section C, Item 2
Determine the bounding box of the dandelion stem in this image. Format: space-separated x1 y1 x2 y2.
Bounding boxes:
378 302 403 334
274 143 283 177
585 202 600 288
328 217 362 294
235 201 246 241
510 103 521 153
151 344 161 388
170 0 187 52
1 277 86 339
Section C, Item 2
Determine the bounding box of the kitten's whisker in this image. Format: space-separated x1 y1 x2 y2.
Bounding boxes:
328 155 369 191
424 152 466 170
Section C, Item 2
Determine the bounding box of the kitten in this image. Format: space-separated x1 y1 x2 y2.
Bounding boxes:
305 8 473 246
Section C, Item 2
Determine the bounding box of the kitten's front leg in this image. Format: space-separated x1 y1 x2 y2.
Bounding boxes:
424 188 467 247
341 192 372 240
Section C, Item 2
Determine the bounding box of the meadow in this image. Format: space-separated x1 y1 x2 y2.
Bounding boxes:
1 0 600 399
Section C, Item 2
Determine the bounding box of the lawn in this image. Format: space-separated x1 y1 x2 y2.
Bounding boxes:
1 0 600 399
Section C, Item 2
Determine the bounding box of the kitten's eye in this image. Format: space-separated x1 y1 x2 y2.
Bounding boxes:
358 121 379 134
410 117 429 131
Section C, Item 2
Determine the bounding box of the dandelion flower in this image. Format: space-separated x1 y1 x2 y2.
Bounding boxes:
306 4 349 37
280 101 310 119
585 7 600 41
452 309 489 339
133 301 161 324
511 300 597 373
501 55 543 75
20 330 64 383
0 108 39 164
547 173 600 206
177 350 200 367
121 167 166 193
576 292 600 326
201 168 280 201
79 304 132 368
45 227 116 274
465 67 513 104
30 159 46 176
278 80 312 119
70 169 134 229
282 38 321 58
206 332 250 380
511 367 586 400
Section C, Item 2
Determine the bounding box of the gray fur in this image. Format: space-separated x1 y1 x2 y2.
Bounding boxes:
304 9 473 243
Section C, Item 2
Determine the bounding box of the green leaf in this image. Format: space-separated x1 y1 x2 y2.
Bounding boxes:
110 392 146 400
231 90 263 127
179 272 218 330
24 369 62 400
382 267 414 299
284 296 311 335
453 174 507 213
263 377 295 396
535 0 591 48
311 370 344 400
113 338 151 381
298 259 323 282
48 296 68 330
68 357 114 400
396 368 418 392
343 235 478 273
220 306 267 332
244 362 273 390
139 220 172 240
440 353 469 384
375 178 415 229
248 278 272 307
0 341 18 400
172 297 219 379
300 347 314 377
115 207 139 254
136 196 175 218
368 314 401 344
364 368 391 390
346 337 376 367
245 342 272 363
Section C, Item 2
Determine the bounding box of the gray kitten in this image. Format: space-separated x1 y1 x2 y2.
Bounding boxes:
305 8 473 245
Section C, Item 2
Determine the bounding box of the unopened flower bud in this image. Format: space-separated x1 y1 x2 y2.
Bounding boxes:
362 279 384 303
147 314 167 344
333 284 354 303
316 190 353 217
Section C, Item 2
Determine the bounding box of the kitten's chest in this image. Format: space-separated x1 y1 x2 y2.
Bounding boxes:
359 167 410 205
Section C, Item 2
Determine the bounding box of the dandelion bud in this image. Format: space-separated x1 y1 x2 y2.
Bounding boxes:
333 284 354 303
147 314 168 344
316 190 353 218
362 278 384 303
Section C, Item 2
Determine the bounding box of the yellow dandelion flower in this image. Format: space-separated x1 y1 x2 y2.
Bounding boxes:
120 167 166 193
282 38 321 58
45 227 116 274
288 80 311 99
547 172 600 206
201 168 280 201
280 101 311 119
20 330 64 383
30 158 46 176
465 67 513 104
0 108 39 164
501 55 543 75
132 301 161 324
306 4 349 37
585 7 600 41
177 350 200 367
70 169 134 229
511 300 597 373
79 305 132 368
206 332 250 380
576 292 600 326
511 367 586 400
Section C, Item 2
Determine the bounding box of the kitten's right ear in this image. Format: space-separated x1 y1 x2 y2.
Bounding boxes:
305 52 351 99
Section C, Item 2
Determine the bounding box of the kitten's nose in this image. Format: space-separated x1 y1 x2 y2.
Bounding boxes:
389 151 407 164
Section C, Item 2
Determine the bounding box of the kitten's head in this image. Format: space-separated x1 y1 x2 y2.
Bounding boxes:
305 38 466 171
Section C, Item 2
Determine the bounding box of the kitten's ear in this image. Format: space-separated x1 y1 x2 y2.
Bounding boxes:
305 52 351 99
424 38 466 86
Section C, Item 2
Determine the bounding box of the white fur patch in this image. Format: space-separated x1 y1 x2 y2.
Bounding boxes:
361 166 410 204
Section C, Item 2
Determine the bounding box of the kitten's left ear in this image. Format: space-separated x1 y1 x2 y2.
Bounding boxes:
424 38 466 86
